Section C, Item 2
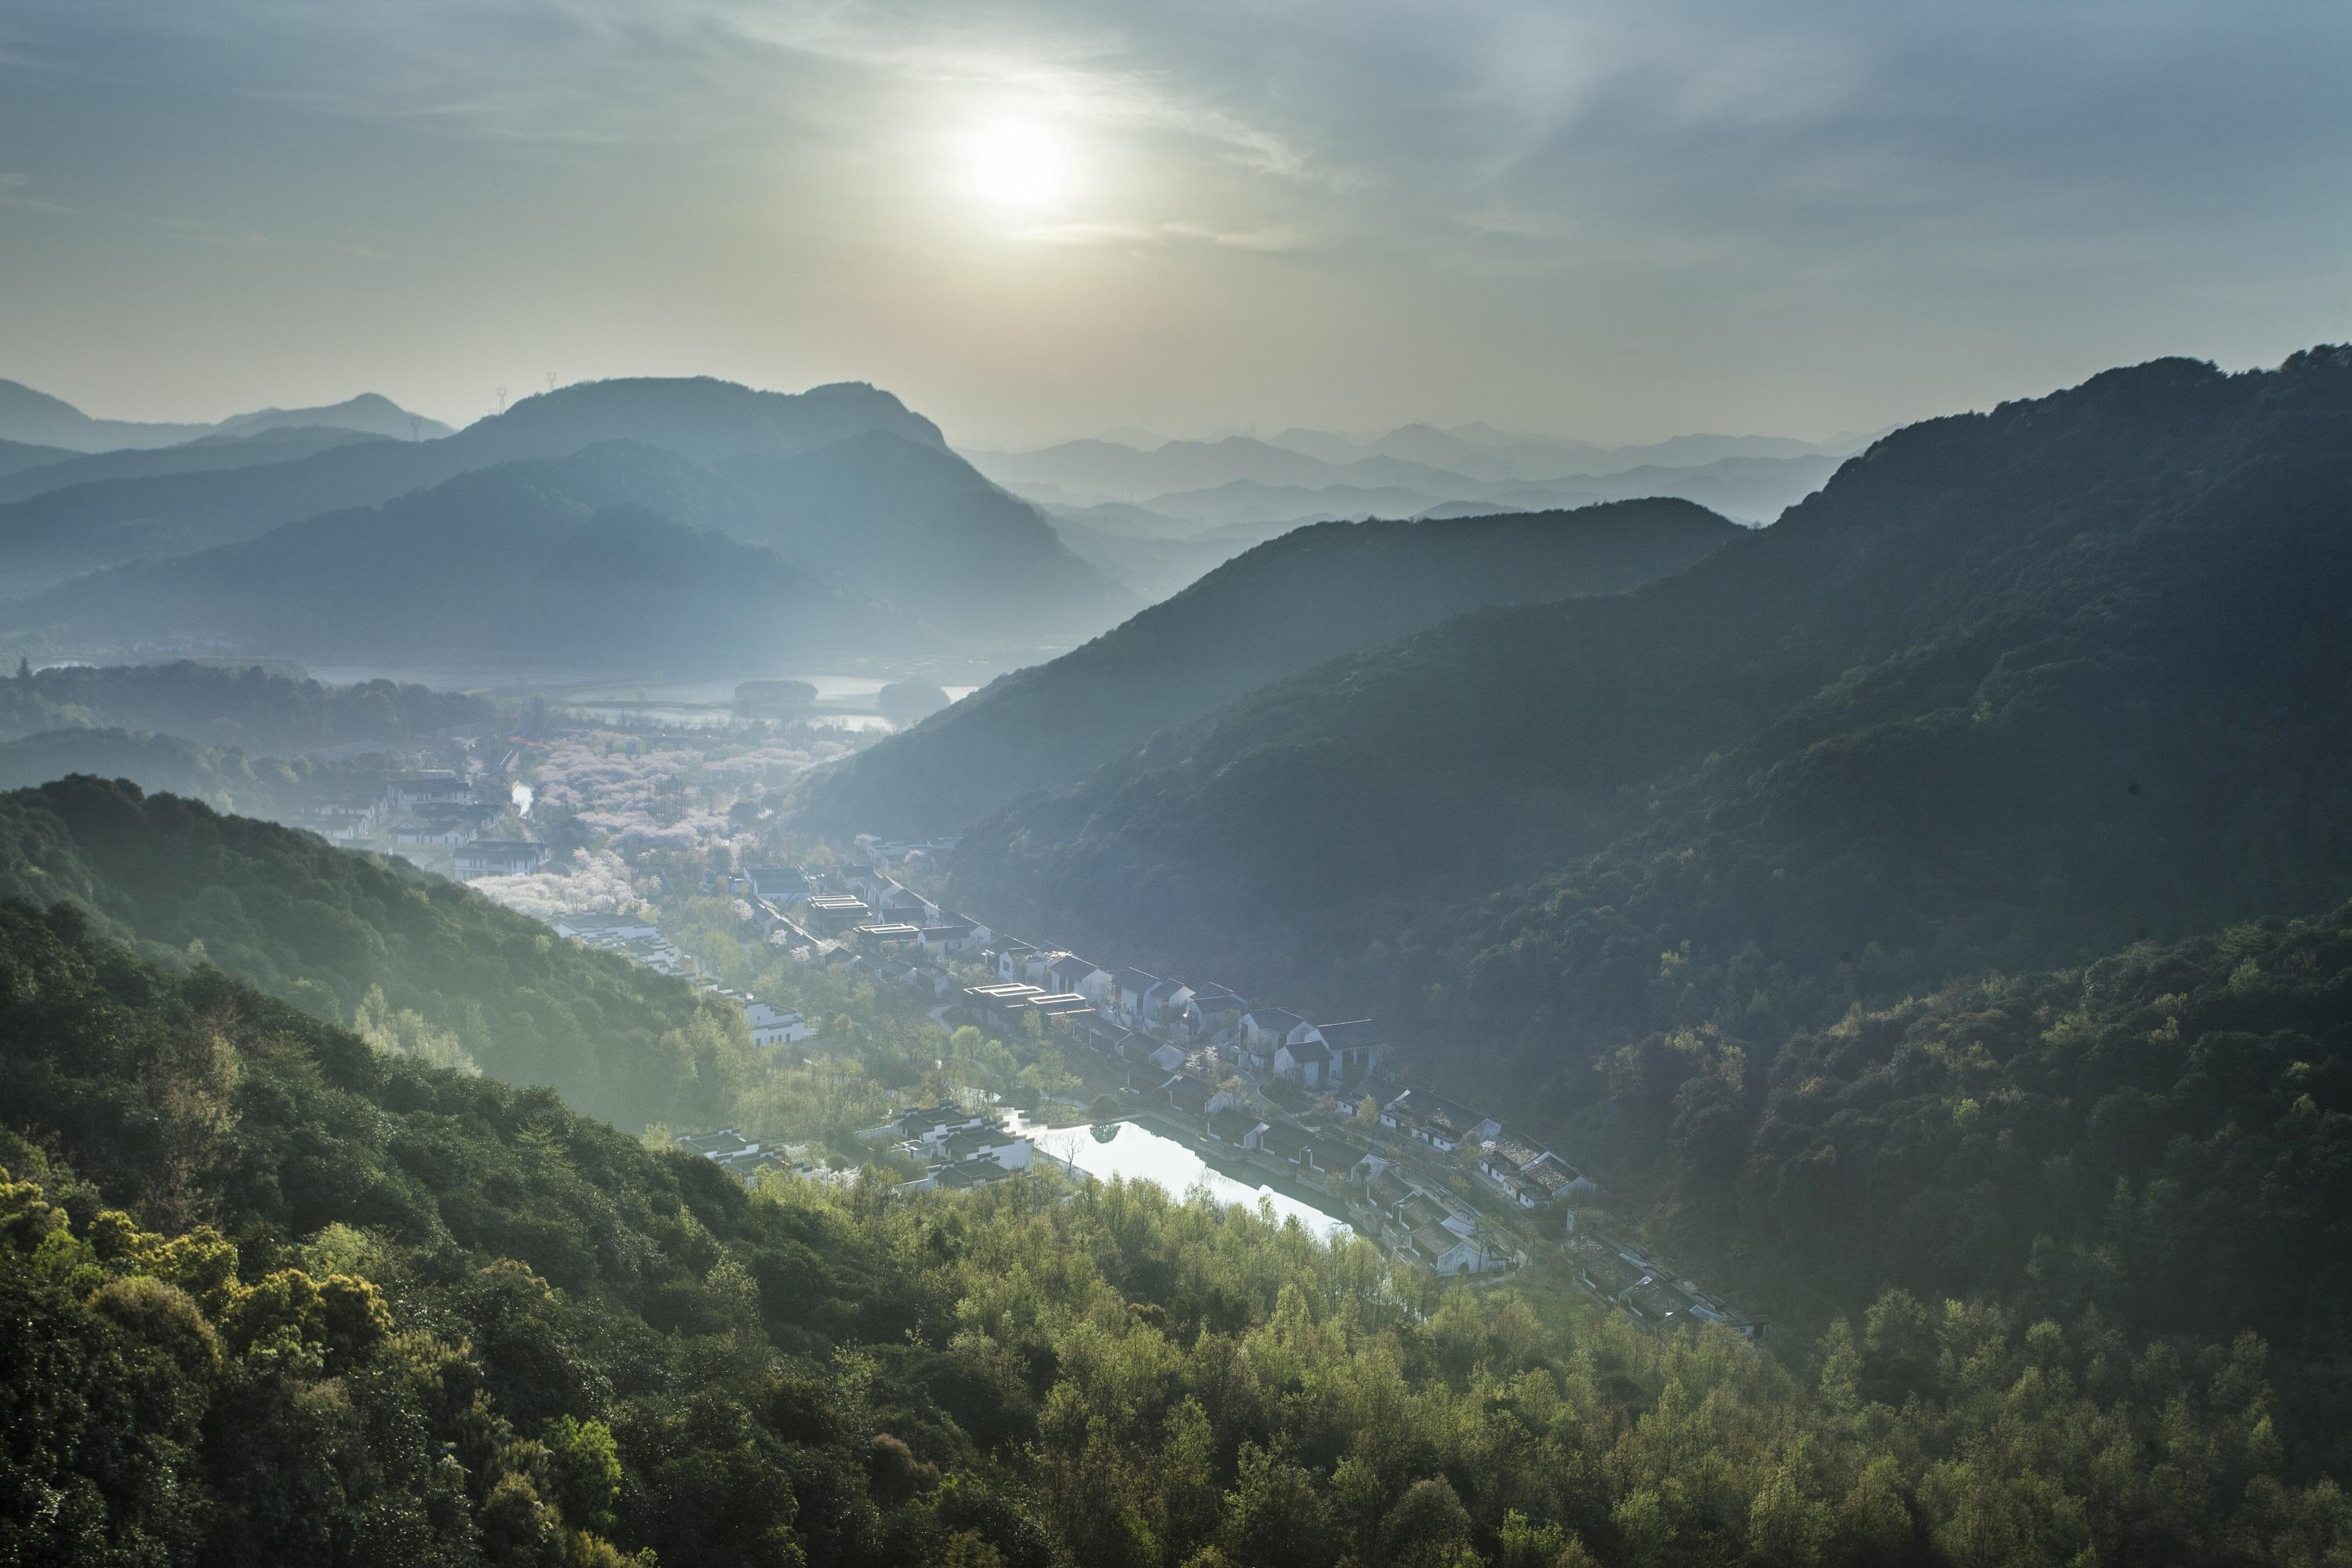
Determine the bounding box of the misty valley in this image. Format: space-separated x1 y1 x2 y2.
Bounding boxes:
4 5 2350 1562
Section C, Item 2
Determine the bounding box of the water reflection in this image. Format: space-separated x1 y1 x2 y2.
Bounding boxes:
1010 1114 1353 1242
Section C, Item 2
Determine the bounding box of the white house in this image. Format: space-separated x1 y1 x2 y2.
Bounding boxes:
1291 1020 1382 1085
1273 1033 1333 1088
390 772 471 810
1381 1091 1499 1153
742 1000 811 1047
1047 954 1113 1005
453 840 547 879
1238 1008 1305 1073
1112 968 1160 1026
551 910 662 943
745 866 811 903
1142 979 1194 1029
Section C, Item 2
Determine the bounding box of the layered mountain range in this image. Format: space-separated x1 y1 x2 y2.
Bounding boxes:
0 376 1133 670
925 349 2352 1100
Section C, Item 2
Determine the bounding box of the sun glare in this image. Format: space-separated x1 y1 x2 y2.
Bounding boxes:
964 121 1071 210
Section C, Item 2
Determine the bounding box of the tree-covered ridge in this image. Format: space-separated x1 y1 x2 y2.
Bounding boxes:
0 659 490 747
945 348 2352 1067
1650 903 2352 1475
0 776 735 1131
2 898 2349 1566
0 728 368 818
794 496 1742 837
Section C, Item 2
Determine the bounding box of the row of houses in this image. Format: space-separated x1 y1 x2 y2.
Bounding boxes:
550 909 809 1045
860 1103 1035 1192
281 770 545 875
1373 1089 1600 1212
1569 1232 1768 1340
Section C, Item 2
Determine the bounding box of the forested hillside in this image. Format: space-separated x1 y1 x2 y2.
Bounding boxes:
947 350 2352 1075
720 430 1133 642
0 729 351 816
6 897 2347 1566
0 424 390 506
0 777 731 1130
0 659 490 748
796 498 1742 837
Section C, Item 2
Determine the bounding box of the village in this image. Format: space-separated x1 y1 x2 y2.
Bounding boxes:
595 841 1767 1342
256 710 1763 1341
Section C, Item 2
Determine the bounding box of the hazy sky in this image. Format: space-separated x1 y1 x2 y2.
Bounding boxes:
2 1 2345 446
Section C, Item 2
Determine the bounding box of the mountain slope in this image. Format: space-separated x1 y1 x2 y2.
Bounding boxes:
795 497 1743 837
0 376 946 591
17 895 2336 1566
0 661 489 750
945 349 2352 1073
719 430 1134 643
0 437 77 477
0 425 391 506
1 443 916 671
0 775 730 1129
0 379 210 449
210 391 455 441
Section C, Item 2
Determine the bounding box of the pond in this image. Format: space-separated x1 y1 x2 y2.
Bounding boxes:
1009 1113 1355 1242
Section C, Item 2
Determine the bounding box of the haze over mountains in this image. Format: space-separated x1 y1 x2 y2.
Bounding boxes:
795 497 1743 836
0 375 1131 668
0 378 454 451
940 350 2352 1098
967 421 1871 547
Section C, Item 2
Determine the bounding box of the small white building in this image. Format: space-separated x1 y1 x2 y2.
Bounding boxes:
742 1000 811 1047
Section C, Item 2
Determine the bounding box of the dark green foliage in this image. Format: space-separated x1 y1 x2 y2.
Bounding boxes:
1711 906 2352 1472
946 349 2352 1084
797 497 1741 836
1 899 2348 1564
0 729 364 818
0 659 488 747
0 775 730 1130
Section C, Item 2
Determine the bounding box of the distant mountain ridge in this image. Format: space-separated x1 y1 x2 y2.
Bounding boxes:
0 378 449 451
967 423 1857 528
0 375 951 592
0 442 924 673
793 495 1744 837
0 425 391 506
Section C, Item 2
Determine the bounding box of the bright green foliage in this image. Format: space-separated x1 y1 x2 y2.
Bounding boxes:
0 775 743 1129
4 897 2351 1565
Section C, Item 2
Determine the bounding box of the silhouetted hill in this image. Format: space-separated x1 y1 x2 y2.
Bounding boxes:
0 426 391 506
946 349 2352 1085
0 379 210 449
0 379 449 451
0 437 76 477
0 376 949 590
0 660 488 749
720 430 1134 642
2 444 916 672
210 391 454 441
795 497 1742 837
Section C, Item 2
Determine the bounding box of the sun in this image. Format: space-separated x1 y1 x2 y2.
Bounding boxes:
963 121 1072 210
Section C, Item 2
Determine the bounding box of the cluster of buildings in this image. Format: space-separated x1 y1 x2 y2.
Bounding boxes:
858 1103 1035 1192
282 768 546 880
1568 1233 1767 1340
548 909 809 1047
